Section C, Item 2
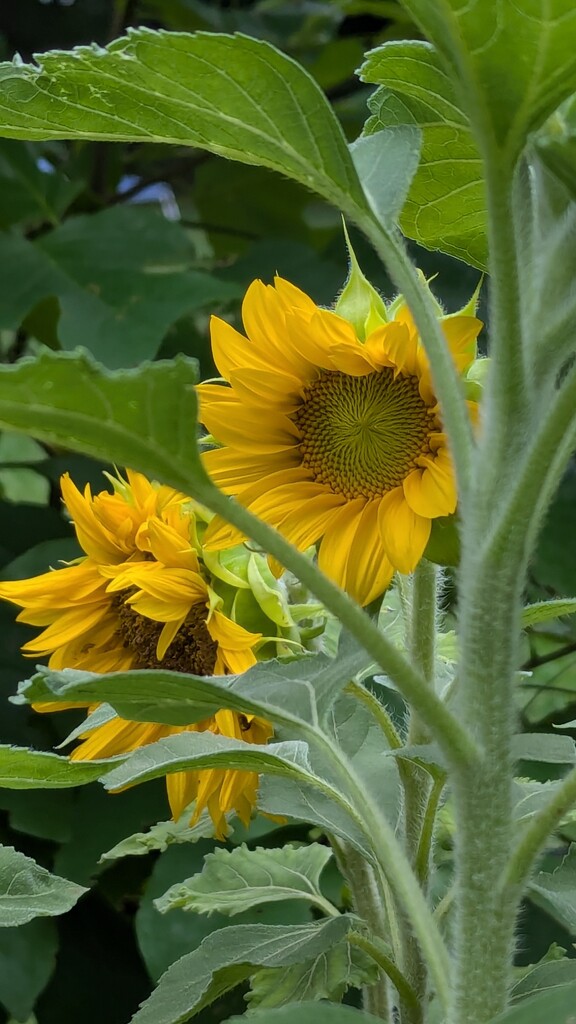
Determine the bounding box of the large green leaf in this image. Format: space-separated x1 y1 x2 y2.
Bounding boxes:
0 206 239 368
0 744 118 789
401 0 576 159
0 139 82 228
360 41 486 268
155 842 333 917
131 916 354 1024
528 845 576 934
0 351 201 496
0 845 87 926
247 939 376 1010
488 979 576 1023
258 775 372 861
100 805 218 861
101 732 315 793
22 637 373 735
0 30 365 215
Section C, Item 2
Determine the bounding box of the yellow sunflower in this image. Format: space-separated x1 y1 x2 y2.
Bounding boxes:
198 277 482 605
0 469 277 837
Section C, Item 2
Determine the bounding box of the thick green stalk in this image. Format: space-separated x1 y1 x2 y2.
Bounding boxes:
449 156 527 1024
349 932 419 1015
397 561 439 1024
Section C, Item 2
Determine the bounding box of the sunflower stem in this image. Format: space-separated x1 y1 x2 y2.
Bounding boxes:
447 154 527 1024
396 561 440 1024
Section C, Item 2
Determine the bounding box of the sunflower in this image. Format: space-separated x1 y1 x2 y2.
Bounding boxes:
197 277 482 606
0 469 281 837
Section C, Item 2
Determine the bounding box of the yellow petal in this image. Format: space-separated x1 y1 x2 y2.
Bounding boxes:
442 315 483 373
404 451 458 518
317 498 366 594
60 474 121 563
202 447 285 495
345 500 395 605
200 398 300 454
166 769 197 820
378 488 431 574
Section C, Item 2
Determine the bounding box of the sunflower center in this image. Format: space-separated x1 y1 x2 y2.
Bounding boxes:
115 597 218 675
293 368 433 500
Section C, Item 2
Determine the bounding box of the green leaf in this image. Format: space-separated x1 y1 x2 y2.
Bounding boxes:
512 956 576 1003
229 1008 380 1024
155 842 333 917
100 806 218 861
0 139 82 228
0 744 118 789
536 96 576 199
349 125 421 226
512 733 576 765
247 939 376 1009
0 351 202 496
359 41 486 268
487 979 576 1023
101 732 315 794
0 30 365 215
401 0 576 159
23 637 373 736
258 775 372 861
0 918 57 1021
0 845 87 926
131 916 354 1024
522 600 576 628
528 845 576 934
0 207 239 369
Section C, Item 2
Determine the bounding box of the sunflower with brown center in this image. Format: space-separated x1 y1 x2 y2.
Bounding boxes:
198 276 482 605
0 469 287 838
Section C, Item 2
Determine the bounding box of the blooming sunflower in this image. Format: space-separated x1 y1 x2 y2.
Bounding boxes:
198 276 482 606
0 469 285 837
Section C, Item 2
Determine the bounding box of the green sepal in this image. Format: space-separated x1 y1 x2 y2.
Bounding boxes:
424 515 460 568
335 221 388 341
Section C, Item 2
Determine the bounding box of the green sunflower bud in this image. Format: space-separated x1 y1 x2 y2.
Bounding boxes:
335 221 388 341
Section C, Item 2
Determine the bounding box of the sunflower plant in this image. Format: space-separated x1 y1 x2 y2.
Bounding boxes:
0 4 576 1024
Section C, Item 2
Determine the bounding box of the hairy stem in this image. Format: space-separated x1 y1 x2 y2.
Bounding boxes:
397 561 440 1024
502 763 576 904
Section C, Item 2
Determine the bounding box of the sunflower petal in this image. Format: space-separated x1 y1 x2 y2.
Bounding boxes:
378 489 431 574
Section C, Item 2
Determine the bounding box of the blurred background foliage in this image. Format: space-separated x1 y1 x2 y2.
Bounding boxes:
0 2 574 1022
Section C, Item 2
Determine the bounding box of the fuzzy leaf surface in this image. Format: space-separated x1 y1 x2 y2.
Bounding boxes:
155 842 333 916
102 733 315 793
247 939 376 1009
0 744 117 789
528 845 576 933
0 350 201 495
401 0 576 157
130 916 354 1024
360 40 486 268
0 846 87 926
0 30 366 215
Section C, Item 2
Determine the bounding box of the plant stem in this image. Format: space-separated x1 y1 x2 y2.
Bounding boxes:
501 763 576 902
349 932 420 1013
448 158 526 1024
347 679 403 750
397 561 440 1024
339 846 393 1019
